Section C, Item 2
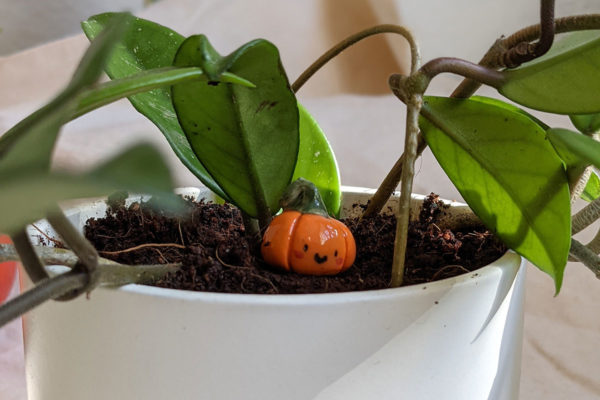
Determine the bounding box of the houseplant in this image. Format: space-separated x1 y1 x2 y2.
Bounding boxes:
1 0 600 396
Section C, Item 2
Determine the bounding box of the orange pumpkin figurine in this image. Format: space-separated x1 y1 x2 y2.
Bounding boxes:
261 178 356 275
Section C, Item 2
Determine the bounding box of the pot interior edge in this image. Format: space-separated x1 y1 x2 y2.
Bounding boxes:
104 250 522 306
31 186 521 304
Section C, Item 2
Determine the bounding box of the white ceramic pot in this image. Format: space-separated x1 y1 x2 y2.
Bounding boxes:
22 187 525 400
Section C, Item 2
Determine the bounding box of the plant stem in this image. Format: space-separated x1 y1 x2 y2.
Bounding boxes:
583 228 600 255
453 13 600 98
292 24 420 93
391 93 423 287
364 60 503 218
569 239 600 278
363 138 428 219
503 14 600 56
572 196 600 235
241 212 261 242
0 270 88 328
419 58 506 89
0 243 181 327
0 243 103 266
365 10 600 218
570 166 592 203
46 209 100 300
499 0 555 68
12 229 49 283
46 210 98 271
0 243 179 284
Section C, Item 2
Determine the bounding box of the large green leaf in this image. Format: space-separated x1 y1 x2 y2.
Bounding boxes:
420 96 571 292
499 30 600 114
0 15 128 173
82 13 341 216
293 104 341 216
82 12 229 200
570 113 600 135
547 128 600 170
171 35 299 218
0 144 176 234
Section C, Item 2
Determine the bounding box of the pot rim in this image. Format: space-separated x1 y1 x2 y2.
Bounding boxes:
39 186 523 306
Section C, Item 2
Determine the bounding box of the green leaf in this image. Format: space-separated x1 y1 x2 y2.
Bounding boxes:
73 67 254 120
470 96 550 130
171 35 299 219
499 30 600 114
420 96 571 293
82 14 339 218
82 12 229 201
292 104 341 216
570 113 600 135
547 128 600 170
581 170 600 202
0 14 128 173
0 144 177 234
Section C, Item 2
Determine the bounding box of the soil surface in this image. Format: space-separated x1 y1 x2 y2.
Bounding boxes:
84 193 506 294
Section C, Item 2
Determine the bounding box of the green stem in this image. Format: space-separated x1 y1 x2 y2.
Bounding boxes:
569 166 592 203
570 239 600 278
46 209 100 300
0 270 88 328
362 138 427 219
12 229 49 283
583 227 600 255
241 212 261 242
390 93 423 287
365 9 600 218
572 196 600 235
0 243 180 284
364 61 502 221
46 209 99 271
0 243 181 327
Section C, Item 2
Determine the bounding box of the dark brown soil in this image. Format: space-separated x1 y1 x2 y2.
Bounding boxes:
84 193 506 294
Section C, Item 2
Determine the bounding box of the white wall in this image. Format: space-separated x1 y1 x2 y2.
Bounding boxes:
0 0 146 55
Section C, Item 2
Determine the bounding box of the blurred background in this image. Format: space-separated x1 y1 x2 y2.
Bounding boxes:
1 0 600 399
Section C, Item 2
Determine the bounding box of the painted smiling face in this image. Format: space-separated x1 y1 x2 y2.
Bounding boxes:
261 211 356 275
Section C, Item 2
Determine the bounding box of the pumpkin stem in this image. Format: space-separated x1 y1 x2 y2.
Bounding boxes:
280 178 330 217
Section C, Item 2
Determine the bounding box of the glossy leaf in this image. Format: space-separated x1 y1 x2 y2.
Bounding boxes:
547 128 600 170
581 170 600 202
82 12 229 200
293 104 341 216
570 113 600 135
171 35 299 218
82 14 340 217
0 15 128 173
470 96 549 130
73 67 254 120
0 144 176 234
420 96 571 292
499 30 600 114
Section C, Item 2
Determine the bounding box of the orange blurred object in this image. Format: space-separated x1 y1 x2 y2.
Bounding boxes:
0 234 18 303
261 211 356 275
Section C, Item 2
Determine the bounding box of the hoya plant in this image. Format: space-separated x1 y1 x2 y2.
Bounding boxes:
0 13 339 325
1 0 600 326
